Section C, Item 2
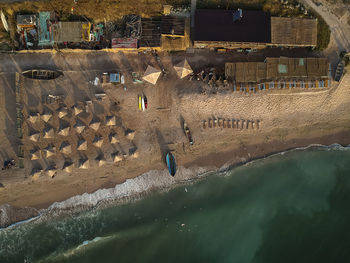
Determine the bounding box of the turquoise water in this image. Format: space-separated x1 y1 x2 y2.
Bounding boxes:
1 148 350 263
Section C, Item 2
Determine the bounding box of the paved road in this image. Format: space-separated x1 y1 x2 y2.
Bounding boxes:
301 0 350 52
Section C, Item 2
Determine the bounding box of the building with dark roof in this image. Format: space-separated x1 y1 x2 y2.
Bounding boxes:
140 18 161 48
194 9 271 48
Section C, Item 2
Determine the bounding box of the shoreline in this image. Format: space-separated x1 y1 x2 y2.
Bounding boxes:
1 129 350 229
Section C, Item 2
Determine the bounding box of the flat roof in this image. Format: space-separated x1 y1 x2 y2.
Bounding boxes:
194 9 271 43
161 16 185 36
140 18 161 47
271 17 317 46
52 22 82 43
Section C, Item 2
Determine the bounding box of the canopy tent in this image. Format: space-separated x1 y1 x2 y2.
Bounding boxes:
174 59 193 79
57 107 68 119
106 116 116 126
58 126 70 136
29 131 40 142
89 119 101 131
77 139 88 151
60 142 72 154
109 132 119 144
78 159 90 169
143 65 161 85
28 112 39 123
41 111 52 122
43 127 54 139
93 135 103 148
44 145 56 158
30 149 40 160
74 121 85 134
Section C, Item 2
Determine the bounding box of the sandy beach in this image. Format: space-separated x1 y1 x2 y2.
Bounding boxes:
0 50 350 227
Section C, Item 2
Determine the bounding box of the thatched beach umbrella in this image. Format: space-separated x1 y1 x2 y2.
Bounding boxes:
57 107 68 119
109 132 119 144
60 141 71 154
46 167 57 178
96 155 106 167
72 104 83 116
78 159 89 169
143 65 161 85
74 120 86 134
44 144 56 158
41 111 52 123
28 112 39 124
174 59 193 79
30 149 40 160
112 152 122 163
29 131 40 142
89 119 101 131
63 161 74 173
93 135 103 148
31 168 43 180
125 128 135 140
58 126 70 136
43 127 54 139
77 139 88 151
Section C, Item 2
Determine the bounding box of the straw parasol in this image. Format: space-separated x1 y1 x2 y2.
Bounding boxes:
30 149 40 160
31 168 42 180
77 139 88 151
78 159 90 169
112 152 122 163
60 141 71 154
29 131 40 142
41 111 52 122
109 132 119 144
63 161 74 173
174 59 193 79
72 104 83 116
28 112 39 124
96 155 106 167
129 147 139 159
89 119 101 131
143 65 161 85
46 167 57 178
44 144 56 158
106 116 116 126
57 107 68 119
74 120 85 134
43 127 54 139
125 128 135 140
93 135 103 148
58 126 70 136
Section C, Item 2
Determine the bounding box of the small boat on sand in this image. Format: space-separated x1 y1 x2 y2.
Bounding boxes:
166 152 176 176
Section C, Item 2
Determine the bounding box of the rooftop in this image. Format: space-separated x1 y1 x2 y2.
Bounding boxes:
270 17 317 46
194 9 271 43
160 16 185 36
140 18 161 47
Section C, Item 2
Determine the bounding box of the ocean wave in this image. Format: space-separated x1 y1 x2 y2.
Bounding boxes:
1 143 350 230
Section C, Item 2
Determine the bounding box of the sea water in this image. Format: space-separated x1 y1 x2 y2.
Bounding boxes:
1 147 350 263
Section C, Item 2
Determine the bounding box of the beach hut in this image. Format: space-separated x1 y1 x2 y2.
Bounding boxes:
60 141 71 154
72 104 83 116
143 65 161 85
31 168 43 180
96 155 106 167
78 159 90 169
89 119 101 131
74 120 85 134
57 107 68 119
58 126 70 136
41 111 52 122
125 128 135 140
28 112 39 124
63 161 74 173
30 149 40 160
112 152 122 163
77 139 88 151
109 132 119 144
174 59 193 79
93 135 103 148
44 144 56 158
106 116 116 126
43 127 54 139
29 131 40 142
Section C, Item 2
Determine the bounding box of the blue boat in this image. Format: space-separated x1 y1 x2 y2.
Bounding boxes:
166 152 176 176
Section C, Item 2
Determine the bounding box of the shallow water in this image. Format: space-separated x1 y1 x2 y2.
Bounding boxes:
1 148 350 263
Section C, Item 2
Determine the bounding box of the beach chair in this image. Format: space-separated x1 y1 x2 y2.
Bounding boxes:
232 119 235 128
256 120 260 129
214 119 218 128
241 120 245 130
236 119 240 129
251 121 255 129
218 118 222 128
223 119 226 128
203 120 207 129
227 120 231 128
209 119 213 128
246 120 250 129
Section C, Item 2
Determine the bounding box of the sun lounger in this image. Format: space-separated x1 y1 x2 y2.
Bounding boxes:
241 120 245 130
223 119 226 128
256 120 260 129
251 121 255 129
203 120 207 129
236 119 240 129
246 120 250 129
218 118 222 128
209 119 213 128
227 120 231 128
214 119 217 128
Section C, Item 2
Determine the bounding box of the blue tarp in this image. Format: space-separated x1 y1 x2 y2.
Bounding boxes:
109 73 120 83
